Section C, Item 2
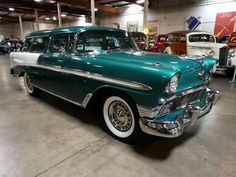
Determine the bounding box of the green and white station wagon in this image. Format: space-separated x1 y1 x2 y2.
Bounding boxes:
10 26 221 141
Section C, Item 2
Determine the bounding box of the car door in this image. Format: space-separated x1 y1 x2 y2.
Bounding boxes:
178 34 187 54
38 33 86 103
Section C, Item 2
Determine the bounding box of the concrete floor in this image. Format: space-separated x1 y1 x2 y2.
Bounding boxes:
0 54 236 177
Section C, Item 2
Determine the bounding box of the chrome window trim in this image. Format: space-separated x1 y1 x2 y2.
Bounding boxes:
23 64 152 91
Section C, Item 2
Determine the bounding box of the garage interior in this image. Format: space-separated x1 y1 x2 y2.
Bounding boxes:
0 0 236 177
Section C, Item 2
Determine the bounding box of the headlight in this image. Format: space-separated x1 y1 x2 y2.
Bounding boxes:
210 63 217 74
166 74 179 93
229 49 235 58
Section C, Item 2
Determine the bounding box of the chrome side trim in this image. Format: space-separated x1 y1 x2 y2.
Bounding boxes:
25 64 152 91
82 93 93 108
34 86 82 107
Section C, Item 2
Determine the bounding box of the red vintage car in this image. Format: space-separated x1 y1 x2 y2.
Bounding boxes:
148 34 167 52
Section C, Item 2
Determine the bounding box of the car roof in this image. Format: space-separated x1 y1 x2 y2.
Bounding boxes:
167 30 211 35
26 26 126 38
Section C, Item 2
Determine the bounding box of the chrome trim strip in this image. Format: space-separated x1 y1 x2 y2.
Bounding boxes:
82 93 93 108
34 86 82 107
24 64 152 91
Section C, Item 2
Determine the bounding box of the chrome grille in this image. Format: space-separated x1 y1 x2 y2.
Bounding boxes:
219 46 229 66
169 89 205 111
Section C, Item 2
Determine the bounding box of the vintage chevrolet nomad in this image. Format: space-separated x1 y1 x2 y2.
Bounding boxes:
10 26 221 141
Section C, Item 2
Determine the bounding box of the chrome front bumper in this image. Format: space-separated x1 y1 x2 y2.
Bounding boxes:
139 88 221 138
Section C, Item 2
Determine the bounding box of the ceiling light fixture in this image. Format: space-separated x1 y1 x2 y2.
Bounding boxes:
94 8 98 11
136 0 145 4
9 7 15 11
34 0 42 2
52 16 57 20
45 17 50 20
61 14 66 17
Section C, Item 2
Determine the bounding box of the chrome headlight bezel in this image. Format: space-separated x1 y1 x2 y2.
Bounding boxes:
166 74 179 93
210 63 217 74
208 50 215 57
229 49 236 58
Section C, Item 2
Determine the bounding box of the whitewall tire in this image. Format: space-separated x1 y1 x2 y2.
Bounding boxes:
103 95 141 141
23 73 40 96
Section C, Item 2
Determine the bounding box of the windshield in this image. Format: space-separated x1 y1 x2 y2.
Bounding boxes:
76 30 137 54
189 34 215 43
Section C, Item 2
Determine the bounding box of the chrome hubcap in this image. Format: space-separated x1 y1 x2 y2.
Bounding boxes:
25 74 33 91
108 100 132 132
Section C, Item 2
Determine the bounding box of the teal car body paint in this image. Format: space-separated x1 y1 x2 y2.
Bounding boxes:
10 26 221 140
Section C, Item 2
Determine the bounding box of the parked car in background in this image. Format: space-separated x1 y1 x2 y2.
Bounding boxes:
0 40 23 54
0 41 12 54
148 34 167 53
227 32 236 67
131 32 148 51
10 26 221 141
219 35 229 43
163 31 234 72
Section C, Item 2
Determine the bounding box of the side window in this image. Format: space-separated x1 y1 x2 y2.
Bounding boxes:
76 32 103 53
49 34 69 55
30 37 48 53
22 38 34 52
67 33 76 54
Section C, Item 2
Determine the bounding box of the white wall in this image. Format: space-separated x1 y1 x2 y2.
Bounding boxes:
98 0 236 34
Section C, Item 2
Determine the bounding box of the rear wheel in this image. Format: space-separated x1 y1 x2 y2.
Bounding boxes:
102 94 142 142
23 73 40 96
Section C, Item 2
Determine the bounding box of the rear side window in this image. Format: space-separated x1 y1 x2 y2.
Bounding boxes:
30 37 48 53
22 38 34 52
48 34 69 55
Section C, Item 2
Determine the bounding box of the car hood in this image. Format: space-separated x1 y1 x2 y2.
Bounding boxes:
188 42 228 48
95 50 202 72
95 50 214 91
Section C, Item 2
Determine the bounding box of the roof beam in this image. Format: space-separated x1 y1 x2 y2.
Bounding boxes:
56 0 119 13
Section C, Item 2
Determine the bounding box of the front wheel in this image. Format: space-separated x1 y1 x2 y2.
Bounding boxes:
23 73 40 96
102 95 141 142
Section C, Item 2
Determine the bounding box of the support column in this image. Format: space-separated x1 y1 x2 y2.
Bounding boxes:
143 0 149 30
91 0 95 26
57 2 62 27
35 9 39 31
19 15 24 40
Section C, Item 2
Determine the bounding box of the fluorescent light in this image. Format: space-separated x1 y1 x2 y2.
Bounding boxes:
9 7 15 11
52 16 57 20
61 14 66 17
45 17 50 20
34 0 42 2
94 8 98 11
136 0 145 4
